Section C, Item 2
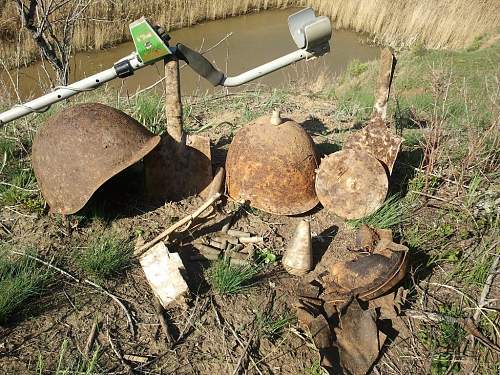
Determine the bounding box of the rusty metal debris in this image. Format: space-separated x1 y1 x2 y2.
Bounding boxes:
226 111 319 215
343 117 403 174
315 48 402 220
144 59 213 202
293 225 409 374
32 103 160 215
315 149 389 220
191 229 263 265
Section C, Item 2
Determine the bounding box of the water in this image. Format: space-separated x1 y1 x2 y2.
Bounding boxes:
4 8 380 100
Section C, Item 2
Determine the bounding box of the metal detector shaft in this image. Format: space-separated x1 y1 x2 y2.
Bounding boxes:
0 8 331 125
0 54 144 125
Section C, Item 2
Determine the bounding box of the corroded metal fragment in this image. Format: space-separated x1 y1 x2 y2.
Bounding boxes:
32 103 160 214
315 149 388 220
343 118 403 174
226 115 319 215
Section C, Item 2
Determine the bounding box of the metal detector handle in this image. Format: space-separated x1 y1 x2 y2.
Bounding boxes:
176 43 225 86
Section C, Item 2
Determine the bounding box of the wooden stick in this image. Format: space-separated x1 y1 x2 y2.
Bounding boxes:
84 319 99 357
473 244 499 322
84 279 135 336
135 193 222 256
227 230 251 238
153 297 174 345
11 250 135 336
164 58 183 144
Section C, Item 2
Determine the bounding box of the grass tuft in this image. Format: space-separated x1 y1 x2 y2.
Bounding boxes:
36 339 101 374
347 194 407 229
258 312 295 340
76 232 132 281
0 248 52 324
207 258 261 295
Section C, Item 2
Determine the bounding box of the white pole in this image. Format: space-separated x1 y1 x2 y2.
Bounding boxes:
222 49 314 87
0 55 143 125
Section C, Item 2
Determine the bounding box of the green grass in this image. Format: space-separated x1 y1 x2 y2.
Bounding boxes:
207 258 261 295
35 339 101 374
305 360 324 375
0 248 52 324
258 311 295 340
347 59 369 77
347 194 408 229
133 94 165 135
419 304 465 375
76 232 132 281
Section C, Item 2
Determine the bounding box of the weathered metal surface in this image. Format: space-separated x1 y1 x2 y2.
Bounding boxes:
315 149 388 220
32 103 160 214
321 250 408 304
319 226 409 305
144 58 213 201
343 118 403 174
226 115 319 215
144 133 213 201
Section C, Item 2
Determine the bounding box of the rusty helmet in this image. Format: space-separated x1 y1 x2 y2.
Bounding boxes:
226 113 319 215
32 103 160 214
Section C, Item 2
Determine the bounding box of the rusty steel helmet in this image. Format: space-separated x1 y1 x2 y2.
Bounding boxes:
32 103 160 214
226 112 319 215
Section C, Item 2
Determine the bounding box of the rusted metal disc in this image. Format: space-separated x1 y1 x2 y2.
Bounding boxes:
32 103 160 214
315 149 388 219
226 115 319 215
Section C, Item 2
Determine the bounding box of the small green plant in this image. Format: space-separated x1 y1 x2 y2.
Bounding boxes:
207 258 260 295
305 360 324 375
0 248 52 324
466 34 485 52
419 304 465 374
258 311 295 340
76 232 132 280
35 339 101 374
256 248 277 264
347 194 407 229
347 59 369 77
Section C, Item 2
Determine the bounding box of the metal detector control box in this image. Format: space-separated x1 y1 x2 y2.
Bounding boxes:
129 17 172 64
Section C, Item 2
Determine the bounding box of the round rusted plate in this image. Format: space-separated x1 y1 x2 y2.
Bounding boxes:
315 149 388 220
226 115 319 216
32 103 160 215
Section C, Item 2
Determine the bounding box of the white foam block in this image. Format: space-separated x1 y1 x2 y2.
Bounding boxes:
139 242 189 308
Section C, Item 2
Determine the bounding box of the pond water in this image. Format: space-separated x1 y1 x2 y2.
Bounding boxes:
4 8 380 100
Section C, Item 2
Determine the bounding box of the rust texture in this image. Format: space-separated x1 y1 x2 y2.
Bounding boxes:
32 103 160 214
144 57 213 202
315 149 388 220
226 115 319 215
343 118 403 174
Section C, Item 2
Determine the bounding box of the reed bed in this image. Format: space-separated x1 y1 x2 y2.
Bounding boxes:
0 0 499 69
303 0 500 49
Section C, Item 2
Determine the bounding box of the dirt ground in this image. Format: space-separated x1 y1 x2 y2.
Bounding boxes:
0 85 496 374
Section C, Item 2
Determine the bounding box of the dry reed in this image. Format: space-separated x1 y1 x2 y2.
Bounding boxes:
0 0 499 70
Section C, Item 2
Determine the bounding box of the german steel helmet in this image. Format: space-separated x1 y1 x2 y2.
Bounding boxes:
32 103 160 214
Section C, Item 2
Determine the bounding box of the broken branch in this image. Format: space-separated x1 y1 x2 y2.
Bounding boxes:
134 192 222 256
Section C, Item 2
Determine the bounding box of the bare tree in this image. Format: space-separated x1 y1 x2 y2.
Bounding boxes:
14 0 92 86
